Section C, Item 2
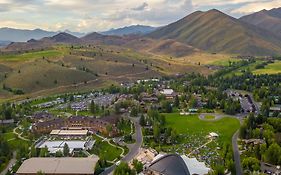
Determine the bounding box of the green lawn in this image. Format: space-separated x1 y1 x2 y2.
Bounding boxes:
3 131 30 150
0 50 63 61
204 115 216 120
165 113 240 145
90 136 123 161
253 61 281 75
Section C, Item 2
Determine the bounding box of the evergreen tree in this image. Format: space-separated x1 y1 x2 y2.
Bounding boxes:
63 143 70 157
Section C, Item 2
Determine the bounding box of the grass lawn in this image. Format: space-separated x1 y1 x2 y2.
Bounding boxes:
3 131 30 150
253 61 281 75
165 114 240 144
204 115 216 120
90 135 123 161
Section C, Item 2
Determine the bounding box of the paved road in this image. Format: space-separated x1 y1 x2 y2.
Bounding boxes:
0 151 16 175
232 131 243 175
101 116 143 175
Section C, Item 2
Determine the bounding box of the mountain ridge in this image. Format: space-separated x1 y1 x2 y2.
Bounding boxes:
101 25 157 36
147 9 281 56
240 8 281 36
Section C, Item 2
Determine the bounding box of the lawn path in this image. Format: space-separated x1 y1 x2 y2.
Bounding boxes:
13 127 30 141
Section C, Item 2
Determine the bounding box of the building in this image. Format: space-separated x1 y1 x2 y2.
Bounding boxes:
147 154 190 175
36 138 95 154
31 111 54 123
0 119 14 125
16 157 99 175
160 89 177 99
147 154 210 175
32 116 118 136
50 129 89 138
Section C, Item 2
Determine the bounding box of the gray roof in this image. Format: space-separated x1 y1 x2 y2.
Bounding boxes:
16 157 99 174
148 154 190 175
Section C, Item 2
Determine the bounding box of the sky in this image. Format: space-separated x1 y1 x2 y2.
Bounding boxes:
0 0 280 33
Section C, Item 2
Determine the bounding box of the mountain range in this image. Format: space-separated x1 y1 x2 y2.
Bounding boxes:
0 28 85 42
240 7 281 37
3 8 281 56
101 25 157 36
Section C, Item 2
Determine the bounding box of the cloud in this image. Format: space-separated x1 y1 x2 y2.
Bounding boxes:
231 0 281 15
132 2 149 11
0 0 279 32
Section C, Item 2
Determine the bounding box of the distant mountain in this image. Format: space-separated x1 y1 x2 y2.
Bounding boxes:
240 8 281 36
63 30 85 38
0 40 11 47
0 28 85 42
147 9 281 56
0 28 56 42
101 25 157 36
81 32 136 45
5 32 81 51
49 32 81 43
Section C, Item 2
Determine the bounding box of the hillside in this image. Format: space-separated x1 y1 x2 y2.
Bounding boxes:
0 44 214 100
123 38 200 57
101 25 157 36
147 9 281 56
240 8 281 36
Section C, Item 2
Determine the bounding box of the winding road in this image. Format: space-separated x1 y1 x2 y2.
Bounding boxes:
101 116 143 175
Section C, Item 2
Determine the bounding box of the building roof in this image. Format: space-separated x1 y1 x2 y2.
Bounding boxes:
181 155 210 175
56 129 88 136
148 154 190 175
161 89 174 95
16 157 99 174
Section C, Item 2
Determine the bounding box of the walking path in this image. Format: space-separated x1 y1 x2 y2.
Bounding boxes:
187 139 213 156
13 126 30 141
0 151 17 175
95 134 125 157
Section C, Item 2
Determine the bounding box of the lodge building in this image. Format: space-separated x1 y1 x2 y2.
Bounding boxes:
32 116 118 136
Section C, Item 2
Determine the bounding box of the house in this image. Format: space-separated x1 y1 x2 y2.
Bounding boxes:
0 119 14 125
16 157 99 175
160 89 177 99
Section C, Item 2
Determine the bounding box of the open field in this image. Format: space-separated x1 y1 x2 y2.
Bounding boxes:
253 61 281 75
176 53 238 66
165 113 240 145
142 113 240 165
